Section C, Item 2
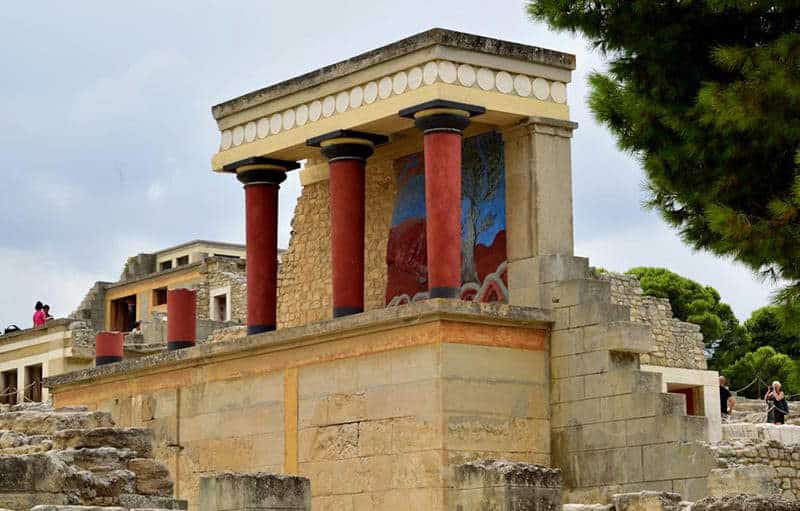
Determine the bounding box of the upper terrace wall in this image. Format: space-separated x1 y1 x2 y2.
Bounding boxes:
599 272 706 370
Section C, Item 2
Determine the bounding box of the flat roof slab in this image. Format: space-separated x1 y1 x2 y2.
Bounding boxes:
210 28 576 171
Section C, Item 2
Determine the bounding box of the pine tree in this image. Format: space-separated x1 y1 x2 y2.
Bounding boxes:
528 1 800 316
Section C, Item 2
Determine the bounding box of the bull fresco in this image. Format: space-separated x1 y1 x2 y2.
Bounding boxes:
386 131 507 305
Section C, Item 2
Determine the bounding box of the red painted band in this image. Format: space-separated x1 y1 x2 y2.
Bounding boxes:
95 331 124 357
423 131 462 292
245 183 280 331
329 159 366 314
167 288 196 343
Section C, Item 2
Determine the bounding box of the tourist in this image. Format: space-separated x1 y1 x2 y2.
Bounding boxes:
131 320 142 335
43 304 53 321
766 381 789 425
719 376 735 421
33 301 46 327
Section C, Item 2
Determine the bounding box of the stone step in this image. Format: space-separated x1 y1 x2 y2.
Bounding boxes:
126 459 172 497
0 431 53 454
31 507 179 511
56 447 136 474
0 412 113 436
52 429 153 458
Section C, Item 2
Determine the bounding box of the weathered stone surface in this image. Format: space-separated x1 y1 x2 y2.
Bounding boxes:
199 472 311 511
53 429 154 458
127 459 173 497
691 494 800 510
0 411 113 436
613 491 682 511
453 460 561 511
707 465 779 498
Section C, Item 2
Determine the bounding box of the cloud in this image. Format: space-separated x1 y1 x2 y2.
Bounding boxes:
146 181 165 202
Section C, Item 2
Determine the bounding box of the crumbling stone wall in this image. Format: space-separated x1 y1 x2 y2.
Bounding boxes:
196 257 247 324
599 272 706 370
712 438 800 500
70 281 111 332
277 159 396 328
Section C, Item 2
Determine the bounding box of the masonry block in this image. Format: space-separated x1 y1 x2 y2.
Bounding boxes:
642 442 716 481
541 279 611 309
613 491 682 511
584 370 662 400
568 303 631 329
453 460 561 511
572 446 643 487
198 472 311 511
552 351 638 379
582 322 654 354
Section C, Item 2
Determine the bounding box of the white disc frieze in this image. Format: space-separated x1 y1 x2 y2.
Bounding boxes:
322 96 336 117
378 76 393 99
282 109 296 130
392 71 408 95
244 121 257 142
270 113 282 134
422 62 438 85
232 125 244 146
309 100 322 121
532 78 550 100
350 86 364 108
438 61 457 84
514 74 532 97
408 67 423 89
295 104 309 126
496 71 513 94
364 81 378 104
477 68 495 90
457 64 476 87
257 118 270 138
335 91 349 113
550 82 567 103
221 130 232 150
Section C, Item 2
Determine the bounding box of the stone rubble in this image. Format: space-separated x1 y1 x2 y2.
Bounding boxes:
0 403 185 511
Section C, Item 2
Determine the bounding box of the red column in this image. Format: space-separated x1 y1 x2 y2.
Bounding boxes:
95 331 123 365
245 182 280 332
400 100 485 299
307 130 388 318
423 131 463 298
225 157 299 334
329 159 366 316
167 288 196 350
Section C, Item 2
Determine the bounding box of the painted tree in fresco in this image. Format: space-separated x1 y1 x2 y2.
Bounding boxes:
460 133 504 284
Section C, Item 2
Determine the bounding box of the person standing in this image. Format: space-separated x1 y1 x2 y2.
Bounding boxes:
719 376 735 422
32 302 46 328
43 304 53 321
766 381 788 425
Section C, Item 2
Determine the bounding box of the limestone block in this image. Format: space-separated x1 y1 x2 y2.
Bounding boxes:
707 465 779 498
127 458 173 496
562 505 613 511
625 416 708 447
582 322 654 354
52 428 154 458
568 303 631 329
453 460 561 511
691 494 800 511
613 491 682 511
540 279 612 309
556 421 628 452
198 472 310 511
642 442 716 481
445 414 550 454
552 351 638 379
443 380 549 419
671 477 708 503
572 447 643 487
583 370 661 400
441 343 547 385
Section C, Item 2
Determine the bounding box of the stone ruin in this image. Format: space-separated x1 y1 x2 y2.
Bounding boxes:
0 402 184 510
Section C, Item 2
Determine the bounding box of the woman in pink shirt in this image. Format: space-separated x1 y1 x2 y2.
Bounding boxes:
33 301 46 327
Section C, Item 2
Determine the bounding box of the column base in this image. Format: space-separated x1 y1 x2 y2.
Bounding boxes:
248 324 276 335
95 356 123 366
333 306 364 318
168 340 196 351
429 287 459 299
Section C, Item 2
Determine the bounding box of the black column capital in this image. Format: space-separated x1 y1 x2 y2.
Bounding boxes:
223 157 300 186
307 129 389 162
399 100 485 134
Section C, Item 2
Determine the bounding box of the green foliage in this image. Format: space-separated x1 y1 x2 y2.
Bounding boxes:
528 1 800 315
745 306 800 358
724 346 800 399
626 267 742 349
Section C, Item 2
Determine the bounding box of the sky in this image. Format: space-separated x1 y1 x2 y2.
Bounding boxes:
0 1 779 329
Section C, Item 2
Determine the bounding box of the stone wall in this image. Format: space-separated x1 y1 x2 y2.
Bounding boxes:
712 438 800 501
276 159 396 328
70 281 111 332
48 301 550 511
599 272 706 370
196 257 247 324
